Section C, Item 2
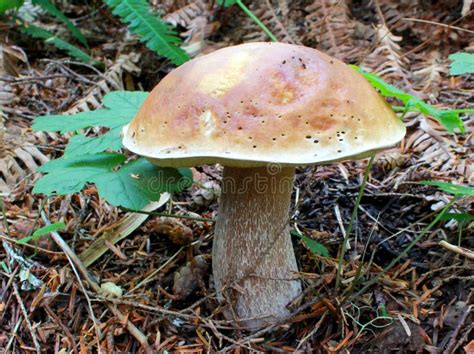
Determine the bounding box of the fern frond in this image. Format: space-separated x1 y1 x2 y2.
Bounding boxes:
412 51 444 97
304 0 360 62
32 0 89 47
362 25 411 90
66 53 141 114
105 0 190 65
18 22 98 65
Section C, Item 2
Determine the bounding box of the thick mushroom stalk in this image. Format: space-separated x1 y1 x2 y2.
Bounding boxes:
213 165 301 329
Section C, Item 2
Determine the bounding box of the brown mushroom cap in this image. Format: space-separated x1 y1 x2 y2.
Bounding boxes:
123 42 406 167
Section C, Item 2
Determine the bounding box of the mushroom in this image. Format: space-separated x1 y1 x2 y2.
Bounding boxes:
122 42 406 329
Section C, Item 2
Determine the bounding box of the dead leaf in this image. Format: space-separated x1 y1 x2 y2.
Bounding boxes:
173 255 208 300
146 217 194 246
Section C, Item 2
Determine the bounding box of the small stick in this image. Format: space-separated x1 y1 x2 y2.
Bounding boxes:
41 212 153 353
12 283 41 354
402 17 474 34
439 240 474 260
4 317 22 353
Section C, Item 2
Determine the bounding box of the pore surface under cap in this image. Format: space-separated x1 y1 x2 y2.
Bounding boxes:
123 42 406 167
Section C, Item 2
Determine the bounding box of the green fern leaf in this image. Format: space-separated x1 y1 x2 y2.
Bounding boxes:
18 22 99 65
104 0 189 65
32 0 89 47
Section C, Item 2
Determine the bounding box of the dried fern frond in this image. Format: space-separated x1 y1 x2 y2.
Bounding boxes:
0 126 50 194
362 24 412 89
303 0 360 61
242 0 301 44
0 83 16 108
164 0 216 57
66 53 141 114
409 8 474 48
0 44 28 76
412 51 445 99
404 117 472 182
165 0 209 28
372 0 415 33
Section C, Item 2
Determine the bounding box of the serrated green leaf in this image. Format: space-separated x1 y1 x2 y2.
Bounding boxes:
63 127 123 157
18 22 98 65
32 0 88 47
34 154 193 209
94 158 192 210
449 52 474 76
32 91 148 133
351 65 466 134
291 231 329 257
37 152 125 173
104 0 190 65
34 153 126 195
420 181 474 196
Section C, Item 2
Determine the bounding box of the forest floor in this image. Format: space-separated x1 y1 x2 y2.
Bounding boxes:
0 0 473 352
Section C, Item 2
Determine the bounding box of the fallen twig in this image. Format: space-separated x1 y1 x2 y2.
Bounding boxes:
41 211 153 353
439 240 474 261
12 283 41 354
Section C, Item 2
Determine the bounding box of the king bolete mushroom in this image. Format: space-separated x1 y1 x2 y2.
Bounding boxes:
122 42 406 329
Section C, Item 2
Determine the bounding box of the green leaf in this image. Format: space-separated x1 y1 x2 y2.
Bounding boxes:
420 181 474 197
63 127 123 157
34 153 126 195
351 65 466 134
104 0 190 65
18 22 98 65
217 0 238 7
32 221 66 237
31 0 88 47
439 213 474 222
16 221 66 244
94 158 193 210
0 0 24 14
1 261 12 274
291 231 329 257
449 52 474 76
34 154 193 209
32 91 148 133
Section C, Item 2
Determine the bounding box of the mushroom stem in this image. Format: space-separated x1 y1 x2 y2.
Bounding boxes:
213 165 301 329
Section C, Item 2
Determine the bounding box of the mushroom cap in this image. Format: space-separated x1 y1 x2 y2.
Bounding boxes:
123 42 406 167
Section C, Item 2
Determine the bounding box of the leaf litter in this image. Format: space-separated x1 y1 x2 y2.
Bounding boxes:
0 0 473 352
